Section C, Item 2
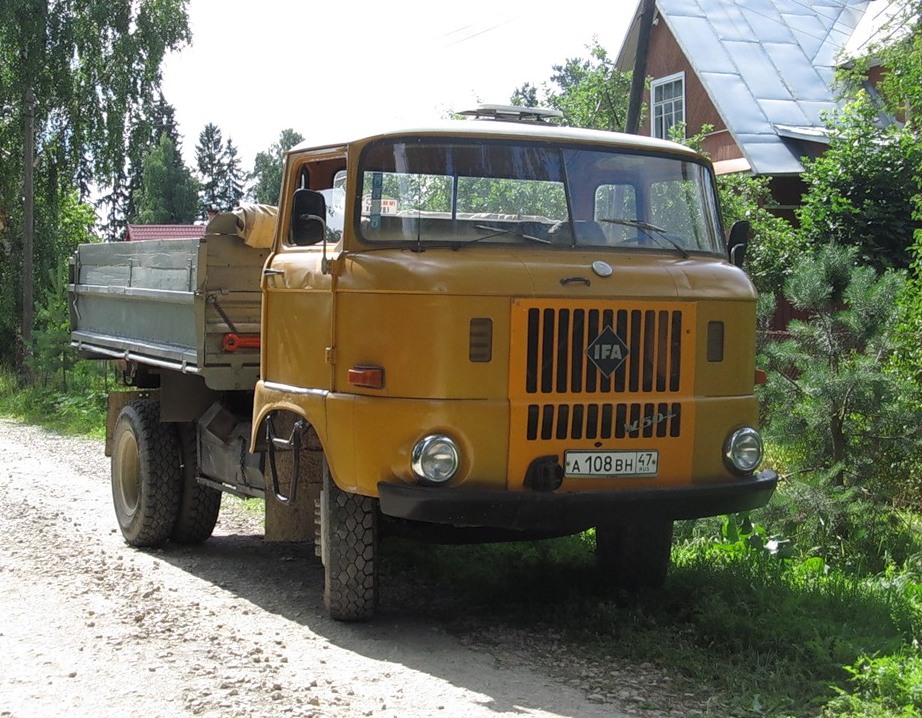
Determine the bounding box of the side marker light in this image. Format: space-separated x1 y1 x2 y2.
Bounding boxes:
348 366 385 389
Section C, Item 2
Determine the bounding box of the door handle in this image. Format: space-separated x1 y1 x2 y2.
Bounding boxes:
263 268 285 276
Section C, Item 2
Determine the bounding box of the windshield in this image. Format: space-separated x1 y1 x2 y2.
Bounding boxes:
355 138 724 254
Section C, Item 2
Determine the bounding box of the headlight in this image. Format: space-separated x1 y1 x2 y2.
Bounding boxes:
724 427 763 474
411 434 460 484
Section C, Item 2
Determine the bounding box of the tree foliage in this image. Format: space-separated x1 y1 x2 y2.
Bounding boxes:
511 41 633 132
195 123 244 216
250 129 304 206
27 190 95 389
119 93 187 227
797 93 922 271
221 138 245 210
759 245 920 491
872 0 922 132
133 133 198 225
196 123 224 214
0 0 191 367
718 173 806 293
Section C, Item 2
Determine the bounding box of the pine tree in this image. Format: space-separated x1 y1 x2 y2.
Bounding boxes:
196 123 225 217
119 93 186 229
759 244 920 490
134 134 198 224
220 139 245 210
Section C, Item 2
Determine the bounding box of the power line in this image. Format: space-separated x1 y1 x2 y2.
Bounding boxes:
441 17 517 48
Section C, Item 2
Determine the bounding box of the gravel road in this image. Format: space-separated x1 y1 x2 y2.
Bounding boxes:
0 418 688 718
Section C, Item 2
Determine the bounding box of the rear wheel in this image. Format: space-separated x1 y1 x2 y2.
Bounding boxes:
170 423 221 544
595 519 673 589
319 461 378 621
111 399 181 547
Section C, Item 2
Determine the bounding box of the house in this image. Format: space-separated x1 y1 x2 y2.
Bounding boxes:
124 224 206 241
615 0 899 221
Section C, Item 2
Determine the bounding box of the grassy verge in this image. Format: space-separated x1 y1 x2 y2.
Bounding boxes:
382 523 922 717
0 364 108 438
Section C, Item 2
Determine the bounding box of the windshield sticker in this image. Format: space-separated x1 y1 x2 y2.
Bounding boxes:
362 197 397 216
369 172 384 229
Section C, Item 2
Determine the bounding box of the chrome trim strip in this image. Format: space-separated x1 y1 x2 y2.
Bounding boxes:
70 341 201 375
263 381 330 397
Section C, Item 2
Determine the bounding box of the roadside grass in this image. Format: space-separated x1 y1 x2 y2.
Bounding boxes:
382 525 922 717
0 364 107 438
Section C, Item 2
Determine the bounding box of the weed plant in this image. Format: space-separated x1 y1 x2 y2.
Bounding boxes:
0 362 108 437
382 515 922 717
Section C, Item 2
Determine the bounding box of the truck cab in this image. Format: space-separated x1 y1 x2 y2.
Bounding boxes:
253 109 776 619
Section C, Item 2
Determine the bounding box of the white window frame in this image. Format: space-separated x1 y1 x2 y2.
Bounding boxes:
651 72 686 140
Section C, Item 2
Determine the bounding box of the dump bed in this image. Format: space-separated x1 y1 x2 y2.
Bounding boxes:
69 233 269 390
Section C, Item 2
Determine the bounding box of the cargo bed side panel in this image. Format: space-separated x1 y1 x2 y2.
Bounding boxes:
69 235 268 390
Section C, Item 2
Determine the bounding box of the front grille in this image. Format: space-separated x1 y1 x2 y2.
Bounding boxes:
526 402 682 441
524 307 684 395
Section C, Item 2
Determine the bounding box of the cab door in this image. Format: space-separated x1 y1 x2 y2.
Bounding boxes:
261 152 346 392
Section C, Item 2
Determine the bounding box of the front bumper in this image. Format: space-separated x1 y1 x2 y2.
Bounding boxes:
378 469 778 532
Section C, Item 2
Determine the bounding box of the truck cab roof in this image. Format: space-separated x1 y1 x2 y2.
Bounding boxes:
288 116 701 160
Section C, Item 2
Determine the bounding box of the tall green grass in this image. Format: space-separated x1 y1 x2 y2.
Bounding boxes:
0 363 108 437
382 524 922 717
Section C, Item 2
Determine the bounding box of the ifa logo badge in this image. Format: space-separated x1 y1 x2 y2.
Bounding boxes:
586 326 629 376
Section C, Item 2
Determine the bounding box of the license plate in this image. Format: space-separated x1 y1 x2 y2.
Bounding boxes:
564 450 658 478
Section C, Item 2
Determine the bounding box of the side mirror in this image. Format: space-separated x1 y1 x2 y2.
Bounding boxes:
728 220 751 269
290 188 327 246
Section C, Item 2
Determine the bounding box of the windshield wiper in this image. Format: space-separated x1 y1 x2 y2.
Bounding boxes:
471 225 551 246
599 218 690 258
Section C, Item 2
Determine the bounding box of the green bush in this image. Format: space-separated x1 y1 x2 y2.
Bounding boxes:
754 244 922 576
0 362 108 437
797 92 922 271
718 172 807 293
759 244 922 492
823 650 922 717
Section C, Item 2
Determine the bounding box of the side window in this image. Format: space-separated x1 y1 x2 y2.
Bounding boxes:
595 184 637 243
318 170 347 242
286 162 346 247
651 72 685 140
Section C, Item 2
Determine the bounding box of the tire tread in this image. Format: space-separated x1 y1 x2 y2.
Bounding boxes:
112 399 181 547
322 464 378 621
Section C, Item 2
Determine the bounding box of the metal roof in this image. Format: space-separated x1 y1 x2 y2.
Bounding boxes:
623 0 887 175
125 224 206 241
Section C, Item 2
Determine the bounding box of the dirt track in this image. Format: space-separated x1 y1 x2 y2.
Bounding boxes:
0 419 687 718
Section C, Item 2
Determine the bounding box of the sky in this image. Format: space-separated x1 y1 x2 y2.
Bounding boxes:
160 0 639 171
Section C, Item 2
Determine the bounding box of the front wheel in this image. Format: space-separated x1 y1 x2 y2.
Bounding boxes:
319 461 379 621
595 519 673 589
111 399 181 547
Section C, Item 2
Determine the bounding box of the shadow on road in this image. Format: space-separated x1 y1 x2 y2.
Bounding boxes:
153 525 605 718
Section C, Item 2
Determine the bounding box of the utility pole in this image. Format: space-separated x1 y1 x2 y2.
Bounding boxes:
21 87 35 381
625 0 656 134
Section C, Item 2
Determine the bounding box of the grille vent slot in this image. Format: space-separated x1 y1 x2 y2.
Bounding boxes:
525 307 682 395
526 402 682 441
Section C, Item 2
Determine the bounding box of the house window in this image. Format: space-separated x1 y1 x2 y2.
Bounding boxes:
651 73 685 140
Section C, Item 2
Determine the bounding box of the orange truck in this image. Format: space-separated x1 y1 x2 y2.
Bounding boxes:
70 106 776 621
